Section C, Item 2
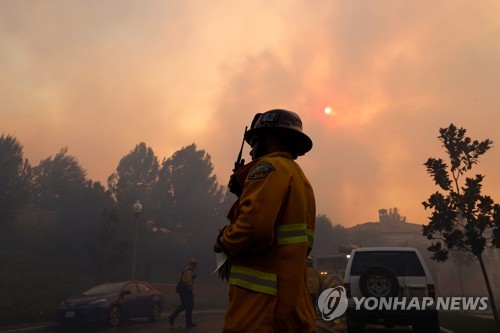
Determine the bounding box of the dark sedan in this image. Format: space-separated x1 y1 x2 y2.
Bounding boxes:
57 280 165 326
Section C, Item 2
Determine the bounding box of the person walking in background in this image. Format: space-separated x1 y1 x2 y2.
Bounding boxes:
307 256 323 317
169 259 198 328
214 109 317 332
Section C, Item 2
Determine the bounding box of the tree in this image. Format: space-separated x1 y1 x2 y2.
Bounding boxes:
422 124 499 328
310 215 350 256
31 148 110 265
310 215 335 256
157 143 225 235
33 147 87 214
156 144 226 278
107 142 160 279
90 207 129 281
379 207 407 224
107 142 159 244
0 134 32 229
108 142 159 214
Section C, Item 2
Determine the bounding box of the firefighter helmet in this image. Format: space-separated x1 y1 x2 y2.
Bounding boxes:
244 109 313 156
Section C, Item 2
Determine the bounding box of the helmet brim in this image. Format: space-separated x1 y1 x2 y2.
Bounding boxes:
245 127 313 156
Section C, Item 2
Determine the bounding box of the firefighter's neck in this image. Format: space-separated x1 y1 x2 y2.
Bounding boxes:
251 135 287 160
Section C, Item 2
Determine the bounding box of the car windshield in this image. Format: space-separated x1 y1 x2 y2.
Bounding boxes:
83 282 125 296
350 251 425 276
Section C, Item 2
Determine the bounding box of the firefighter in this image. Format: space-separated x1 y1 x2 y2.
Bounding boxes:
169 259 198 328
214 109 316 332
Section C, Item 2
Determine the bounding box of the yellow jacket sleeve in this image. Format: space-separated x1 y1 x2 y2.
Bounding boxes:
220 158 291 256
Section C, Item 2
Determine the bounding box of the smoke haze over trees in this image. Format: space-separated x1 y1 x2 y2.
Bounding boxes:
1 136 236 280
0 135 238 324
0 135 425 284
2 133 498 326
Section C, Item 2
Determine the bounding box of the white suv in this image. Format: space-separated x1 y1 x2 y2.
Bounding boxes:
343 247 439 332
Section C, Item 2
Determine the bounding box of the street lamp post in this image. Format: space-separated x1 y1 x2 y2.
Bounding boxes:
132 200 142 280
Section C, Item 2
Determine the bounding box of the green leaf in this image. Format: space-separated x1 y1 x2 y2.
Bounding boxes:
424 158 452 190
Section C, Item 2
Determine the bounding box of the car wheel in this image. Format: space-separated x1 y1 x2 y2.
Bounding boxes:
109 305 121 326
359 266 399 298
149 302 162 322
346 312 365 333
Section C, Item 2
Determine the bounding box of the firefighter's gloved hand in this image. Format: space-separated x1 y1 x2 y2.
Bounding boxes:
213 226 227 253
227 174 242 197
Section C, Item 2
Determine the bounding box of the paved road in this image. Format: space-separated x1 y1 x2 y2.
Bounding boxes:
1 311 223 333
2 311 333 333
316 318 454 333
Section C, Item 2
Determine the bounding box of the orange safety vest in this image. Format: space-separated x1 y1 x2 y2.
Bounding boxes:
219 152 316 333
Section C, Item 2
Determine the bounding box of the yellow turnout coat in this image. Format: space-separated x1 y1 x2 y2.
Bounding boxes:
219 152 316 333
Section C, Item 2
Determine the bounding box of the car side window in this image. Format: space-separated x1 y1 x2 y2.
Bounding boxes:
138 282 152 292
123 283 139 294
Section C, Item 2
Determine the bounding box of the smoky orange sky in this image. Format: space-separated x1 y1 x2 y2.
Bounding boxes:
2 1 500 227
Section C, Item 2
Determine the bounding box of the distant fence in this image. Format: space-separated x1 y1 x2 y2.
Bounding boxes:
151 283 229 312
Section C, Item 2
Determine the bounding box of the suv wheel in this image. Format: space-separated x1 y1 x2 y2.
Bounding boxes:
359 266 399 298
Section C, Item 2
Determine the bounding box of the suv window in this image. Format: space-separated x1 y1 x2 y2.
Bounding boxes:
350 251 425 276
